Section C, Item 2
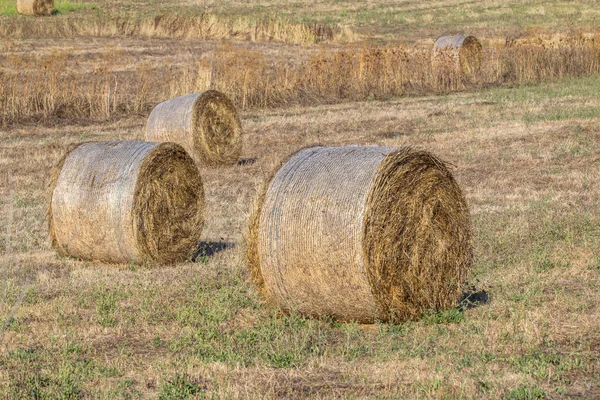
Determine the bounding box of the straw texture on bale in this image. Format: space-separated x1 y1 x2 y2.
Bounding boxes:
433 35 483 75
145 90 242 166
16 0 53 15
247 146 472 323
48 141 204 265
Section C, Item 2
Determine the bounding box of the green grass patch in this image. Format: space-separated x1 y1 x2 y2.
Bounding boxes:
53 0 91 14
0 343 121 398
158 374 205 400
482 75 600 104
506 385 547 400
524 106 600 123
423 308 466 325
0 0 17 15
96 289 120 328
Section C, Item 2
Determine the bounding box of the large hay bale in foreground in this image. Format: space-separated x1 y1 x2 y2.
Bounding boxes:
146 91 242 166
16 0 53 16
247 146 472 323
433 35 483 75
48 141 204 265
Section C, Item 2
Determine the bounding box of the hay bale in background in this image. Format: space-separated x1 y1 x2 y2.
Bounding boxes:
146 90 242 166
247 145 472 323
433 35 483 75
48 141 204 265
16 0 53 16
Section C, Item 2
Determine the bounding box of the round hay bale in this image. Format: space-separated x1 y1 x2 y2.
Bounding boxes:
48 141 204 265
145 90 242 166
433 35 483 75
16 0 54 16
247 145 472 323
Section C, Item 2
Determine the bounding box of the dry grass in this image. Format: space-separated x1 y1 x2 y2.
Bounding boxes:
0 9 340 43
2 36 600 126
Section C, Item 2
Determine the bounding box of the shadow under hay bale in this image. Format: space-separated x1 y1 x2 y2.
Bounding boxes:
237 158 257 167
16 0 53 16
48 141 204 265
145 90 242 167
433 35 483 76
192 241 235 261
459 288 489 310
247 145 472 323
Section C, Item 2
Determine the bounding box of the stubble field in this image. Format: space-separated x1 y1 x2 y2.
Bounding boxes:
0 0 599 398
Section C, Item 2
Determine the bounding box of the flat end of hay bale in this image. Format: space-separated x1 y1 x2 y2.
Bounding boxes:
193 90 243 166
133 142 205 264
363 148 472 322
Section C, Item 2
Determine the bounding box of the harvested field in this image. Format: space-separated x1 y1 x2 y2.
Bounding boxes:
1 76 599 397
0 0 599 398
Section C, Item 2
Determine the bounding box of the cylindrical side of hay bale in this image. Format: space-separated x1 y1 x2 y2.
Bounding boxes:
16 0 54 16
247 146 472 323
48 141 204 265
145 90 242 166
433 35 483 74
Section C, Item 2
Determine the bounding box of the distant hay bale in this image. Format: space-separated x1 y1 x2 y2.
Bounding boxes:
16 0 54 16
247 145 472 323
48 141 204 265
145 90 242 166
433 35 483 75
